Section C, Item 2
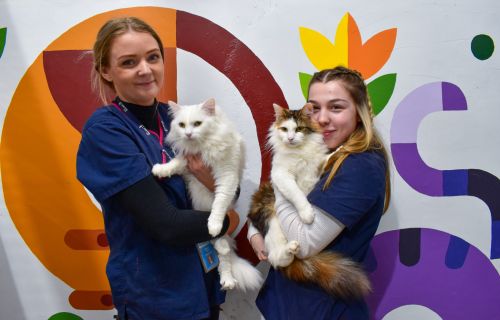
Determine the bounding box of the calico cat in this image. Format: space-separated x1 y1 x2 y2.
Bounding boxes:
247 103 371 299
152 98 262 291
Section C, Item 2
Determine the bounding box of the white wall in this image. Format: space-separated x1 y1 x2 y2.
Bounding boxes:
0 1 499 319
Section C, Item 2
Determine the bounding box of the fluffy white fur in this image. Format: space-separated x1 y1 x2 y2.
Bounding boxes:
266 103 329 267
152 98 262 291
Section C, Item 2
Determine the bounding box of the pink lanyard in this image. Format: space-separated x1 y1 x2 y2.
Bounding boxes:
112 101 171 164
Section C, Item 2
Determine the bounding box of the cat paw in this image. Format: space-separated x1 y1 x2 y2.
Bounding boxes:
208 216 224 237
298 205 315 224
214 238 231 256
151 163 171 178
286 240 300 256
269 241 299 267
220 276 237 290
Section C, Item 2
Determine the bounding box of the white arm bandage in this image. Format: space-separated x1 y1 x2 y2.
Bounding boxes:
274 188 345 259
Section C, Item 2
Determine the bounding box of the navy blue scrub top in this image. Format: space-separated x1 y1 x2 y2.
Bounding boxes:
256 151 386 320
76 102 225 320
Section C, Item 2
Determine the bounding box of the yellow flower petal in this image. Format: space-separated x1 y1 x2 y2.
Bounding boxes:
299 26 346 70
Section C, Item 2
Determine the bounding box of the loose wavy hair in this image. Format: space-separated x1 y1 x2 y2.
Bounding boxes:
308 66 391 212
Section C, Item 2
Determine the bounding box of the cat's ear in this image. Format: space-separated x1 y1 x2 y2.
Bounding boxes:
201 98 216 115
272 103 284 118
168 100 181 114
301 103 314 116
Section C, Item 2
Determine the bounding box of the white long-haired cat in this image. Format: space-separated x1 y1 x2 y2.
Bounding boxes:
152 98 262 291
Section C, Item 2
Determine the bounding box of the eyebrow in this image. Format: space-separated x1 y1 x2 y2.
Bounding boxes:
117 48 161 60
307 98 348 104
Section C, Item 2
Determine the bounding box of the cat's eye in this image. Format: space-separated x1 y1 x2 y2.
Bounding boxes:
296 126 304 132
279 127 288 132
179 122 185 128
193 121 202 127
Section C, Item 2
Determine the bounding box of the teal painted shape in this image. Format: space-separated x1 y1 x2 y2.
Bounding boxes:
299 72 313 100
48 312 84 320
367 73 397 116
0 28 6 59
471 34 494 60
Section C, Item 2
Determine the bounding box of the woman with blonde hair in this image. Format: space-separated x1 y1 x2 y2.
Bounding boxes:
77 17 237 319
249 66 390 319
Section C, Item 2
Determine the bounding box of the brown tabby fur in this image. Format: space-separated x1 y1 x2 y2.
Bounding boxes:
247 108 371 300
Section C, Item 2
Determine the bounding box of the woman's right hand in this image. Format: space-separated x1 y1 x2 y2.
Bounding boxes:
185 154 215 192
249 233 268 261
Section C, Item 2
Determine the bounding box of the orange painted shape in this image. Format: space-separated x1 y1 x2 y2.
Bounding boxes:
69 290 114 310
359 28 397 79
0 7 180 303
347 13 362 70
348 13 397 79
48 8 176 51
159 47 177 103
1 54 110 291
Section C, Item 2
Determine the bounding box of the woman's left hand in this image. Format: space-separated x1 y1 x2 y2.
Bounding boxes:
186 154 215 192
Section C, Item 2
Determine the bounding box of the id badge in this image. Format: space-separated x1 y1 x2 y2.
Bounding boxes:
196 241 219 273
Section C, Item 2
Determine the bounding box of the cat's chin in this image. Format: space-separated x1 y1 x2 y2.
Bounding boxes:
284 141 302 148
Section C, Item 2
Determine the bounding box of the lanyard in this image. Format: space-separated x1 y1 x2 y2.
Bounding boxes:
112 101 174 164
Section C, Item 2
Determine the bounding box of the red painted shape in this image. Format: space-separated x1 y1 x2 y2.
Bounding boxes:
64 229 109 250
177 11 287 263
43 50 100 132
176 10 286 184
43 48 175 132
69 290 114 310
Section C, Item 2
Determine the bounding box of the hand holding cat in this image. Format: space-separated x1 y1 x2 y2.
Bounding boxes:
186 154 216 192
249 233 268 261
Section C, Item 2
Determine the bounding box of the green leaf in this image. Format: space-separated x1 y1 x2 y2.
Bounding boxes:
0 28 6 59
48 312 83 320
367 73 397 116
299 72 313 100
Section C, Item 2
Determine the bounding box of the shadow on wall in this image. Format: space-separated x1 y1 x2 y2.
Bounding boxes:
0 237 26 320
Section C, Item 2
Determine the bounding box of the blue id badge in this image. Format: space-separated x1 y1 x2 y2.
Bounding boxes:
196 241 219 273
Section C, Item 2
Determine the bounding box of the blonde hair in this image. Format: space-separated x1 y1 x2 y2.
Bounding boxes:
91 17 165 104
308 66 391 212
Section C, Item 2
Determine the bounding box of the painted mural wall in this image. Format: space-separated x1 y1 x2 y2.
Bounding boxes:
0 1 498 319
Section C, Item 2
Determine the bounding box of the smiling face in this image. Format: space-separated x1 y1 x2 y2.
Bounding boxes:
308 80 358 149
101 30 164 106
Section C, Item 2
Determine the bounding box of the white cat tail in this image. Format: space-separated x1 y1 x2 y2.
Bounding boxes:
225 235 263 292
230 251 264 292
214 236 263 291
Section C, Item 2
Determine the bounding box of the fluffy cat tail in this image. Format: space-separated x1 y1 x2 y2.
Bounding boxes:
229 251 264 292
281 251 371 300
